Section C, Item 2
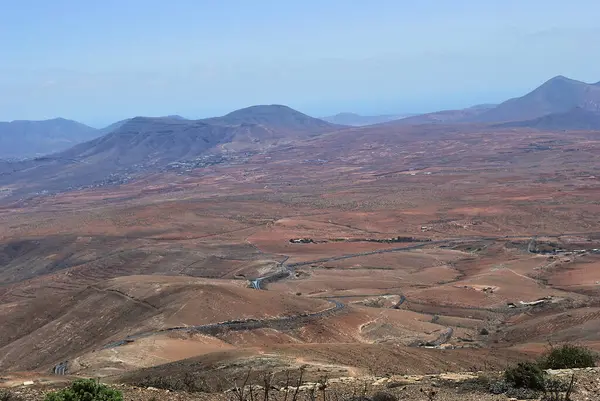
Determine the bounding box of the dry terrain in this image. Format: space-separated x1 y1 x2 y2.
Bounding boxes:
1 121 600 397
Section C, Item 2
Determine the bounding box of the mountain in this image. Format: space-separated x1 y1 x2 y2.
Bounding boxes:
497 107 600 131
389 75 600 129
100 115 187 135
0 105 342 195
60 117 234 167
321 113 416 126
65 106 339 166
204 105 341 135
0 118 100 159
474 76 600 123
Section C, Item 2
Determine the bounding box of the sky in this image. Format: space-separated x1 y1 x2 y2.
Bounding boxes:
1 0 600 127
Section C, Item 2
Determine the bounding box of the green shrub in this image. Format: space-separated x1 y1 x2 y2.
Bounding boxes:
504 362 546 391
539 344 597 369
44 379 122 401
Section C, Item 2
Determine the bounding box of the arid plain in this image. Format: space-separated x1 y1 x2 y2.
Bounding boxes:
2 121 600 391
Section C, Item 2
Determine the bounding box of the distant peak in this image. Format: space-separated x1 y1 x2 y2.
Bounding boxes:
231 104 293 112
333 112 360 117
543 75 583 85
223 104 306 118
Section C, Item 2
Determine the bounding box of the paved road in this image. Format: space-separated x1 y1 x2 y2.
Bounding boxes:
53 232 600 374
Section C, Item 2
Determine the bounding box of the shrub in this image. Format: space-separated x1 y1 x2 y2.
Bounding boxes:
542 375 576 401
504 362 546 391
539 344 597 369
44 379 122 401
488 380 509 394
479 328 489 335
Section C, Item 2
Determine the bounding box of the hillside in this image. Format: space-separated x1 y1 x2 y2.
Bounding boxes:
61 106 340 164
0 118 100 159
0 105 342 196
60 117 235 166
474 75 600 123
497 107 600 130
99 115 187 135
388 108 487 125
204 104 342 135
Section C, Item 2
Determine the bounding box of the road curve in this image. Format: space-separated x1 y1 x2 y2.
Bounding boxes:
53 232 598 373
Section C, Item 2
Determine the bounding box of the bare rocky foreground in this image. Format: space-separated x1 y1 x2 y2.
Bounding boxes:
3 368 600 400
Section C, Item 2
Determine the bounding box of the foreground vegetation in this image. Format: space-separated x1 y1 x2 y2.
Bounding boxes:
0 344 596 401
44 380 123 401
487 344 597 400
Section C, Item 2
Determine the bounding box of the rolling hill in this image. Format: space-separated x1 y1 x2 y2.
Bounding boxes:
496 107 600 131
387 104 495 126
0 118 100 159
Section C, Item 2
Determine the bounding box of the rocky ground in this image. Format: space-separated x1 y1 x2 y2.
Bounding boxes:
3 368 600 401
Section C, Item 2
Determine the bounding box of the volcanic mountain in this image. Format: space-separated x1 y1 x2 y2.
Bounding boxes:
62 105 340 165
389 76 600 130
203 104 340 135
99 115 187 135
0 105 342 195
0 118 100 159
474 75 600 123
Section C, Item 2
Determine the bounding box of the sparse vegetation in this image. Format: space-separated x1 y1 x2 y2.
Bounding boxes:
363 298 386 308
494 346 592 400
539 344 597 369
134 372 207 393
542 375 575 401
504 362 546 391
0 390 24 401
44 379 122 401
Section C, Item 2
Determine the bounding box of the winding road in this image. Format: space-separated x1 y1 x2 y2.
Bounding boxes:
52 232 600 374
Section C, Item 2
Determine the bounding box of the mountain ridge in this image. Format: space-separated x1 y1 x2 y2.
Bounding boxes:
473 75 600 123
0 118 100 159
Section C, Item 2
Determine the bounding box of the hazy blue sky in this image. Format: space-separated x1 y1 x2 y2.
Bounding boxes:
1 0 599 126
